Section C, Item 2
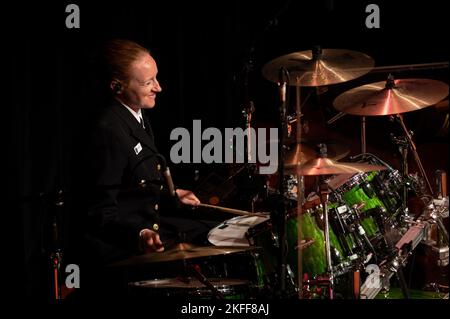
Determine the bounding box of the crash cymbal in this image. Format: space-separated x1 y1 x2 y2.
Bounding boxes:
285 157 387 176
334 77 449 116
262 47 374 87
284 142 350 168
110 244 260 267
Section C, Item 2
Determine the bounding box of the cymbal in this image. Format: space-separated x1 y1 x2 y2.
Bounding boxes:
285 157 387 176
334 78 449 116
284 142 350 168
262 48 374 87
434 99 449 112
110 243 259 267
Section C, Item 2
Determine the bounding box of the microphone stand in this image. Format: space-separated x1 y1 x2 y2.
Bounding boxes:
274 67 290 297
48 190 65 301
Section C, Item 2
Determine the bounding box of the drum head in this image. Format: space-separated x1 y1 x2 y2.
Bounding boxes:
207 214 270 246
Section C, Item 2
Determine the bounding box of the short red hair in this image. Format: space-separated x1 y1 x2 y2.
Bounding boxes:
102 39 150 82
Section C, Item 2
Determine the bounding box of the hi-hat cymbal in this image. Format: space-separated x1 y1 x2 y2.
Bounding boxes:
110 243 259 267
284 142 350 168
285 157 387 176
262 48 374 87
334 78 449 116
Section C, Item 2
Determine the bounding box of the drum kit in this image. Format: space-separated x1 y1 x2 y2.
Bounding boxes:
117 46 449 299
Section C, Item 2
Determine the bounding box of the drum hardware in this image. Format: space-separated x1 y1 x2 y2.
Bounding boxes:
353 269 361 299
420 199 449 245
418 212 448 295
361 116 367 154
351 207 379 265
23 189 68 301
349 153 395 171
302 273 334 299
394 113 435 197
360 239 415 300
51 190 65 301
369 218 433 299
186 262 225 299
263 65 296 296
242 102 255 162
18 189 68 301
390 133 410 210
317 177 335 298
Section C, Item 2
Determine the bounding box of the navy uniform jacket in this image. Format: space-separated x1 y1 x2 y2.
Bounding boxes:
82 99 168 265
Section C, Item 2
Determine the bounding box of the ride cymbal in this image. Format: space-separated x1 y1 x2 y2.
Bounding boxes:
262 47 374 87
334 77 449 116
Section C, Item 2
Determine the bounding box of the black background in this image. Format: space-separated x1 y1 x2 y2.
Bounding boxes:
7 0 448 301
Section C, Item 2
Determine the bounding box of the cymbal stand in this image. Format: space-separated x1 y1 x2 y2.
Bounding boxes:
390 133 409 211
274 67 290 296
186 263 224 300
294 71 305 299
242 103 255 162
50 190 65 301
361 116 367 154
394 114 434 196
318 178 335 299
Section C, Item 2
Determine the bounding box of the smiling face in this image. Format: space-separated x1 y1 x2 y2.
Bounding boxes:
114 53 162 111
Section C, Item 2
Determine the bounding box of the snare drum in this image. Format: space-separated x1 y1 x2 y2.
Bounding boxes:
207 214 271 289
128 277 250 299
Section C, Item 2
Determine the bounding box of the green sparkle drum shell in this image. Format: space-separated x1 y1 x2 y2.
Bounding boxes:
337 172 384 238
286 209 346 277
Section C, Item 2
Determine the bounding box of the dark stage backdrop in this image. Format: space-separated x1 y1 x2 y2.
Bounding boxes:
8 0 448 300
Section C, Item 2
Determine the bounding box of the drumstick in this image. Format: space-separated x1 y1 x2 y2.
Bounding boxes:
197 203 267 217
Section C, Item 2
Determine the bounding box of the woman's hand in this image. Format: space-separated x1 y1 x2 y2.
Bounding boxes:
176 189 201 207
139 229 164 253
